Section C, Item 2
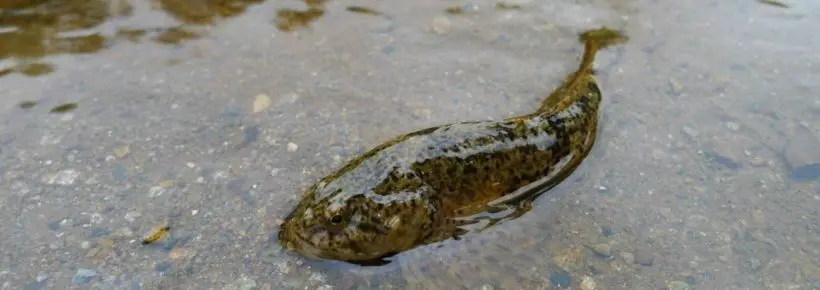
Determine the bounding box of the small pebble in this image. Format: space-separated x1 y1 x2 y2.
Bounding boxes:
242 126 260 146
431 15 451 35
658 207 673 218
688 261 699 269
124 211 141 223
621 252 635 264
381 45 395 55
579 276 597 290
112 164 128 181
85 247 102 258
155 263 173 272
114 228 133 237
112 145 130 158
72 268 97 284
90 227 111 237
725 122 740 131
90 213 103 224
253 94 273 113
749 156 767 167
745 257 762 270
681 126 699 140
549 269 571 288
652 149 666 160
703 150 740 169
148 186 167 198
168 247 191 261
784 125 820 180
412 108 432 119
159 180 174 188
666 280 689 290
270 168 283 176
227 276 258 290
36 274 48 283
22 282 42 290
634 249 654 266
601 226 613 237
752 209 766 227
48 219 63 230
681 274 697 285
287 142 298 152
668 78 683 95
686 214 710 227
591 243 613 259
45 169 80 185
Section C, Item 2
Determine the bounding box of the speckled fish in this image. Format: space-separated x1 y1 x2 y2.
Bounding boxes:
278 27 628 266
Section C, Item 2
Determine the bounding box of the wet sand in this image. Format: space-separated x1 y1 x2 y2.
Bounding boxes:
1 0 819 289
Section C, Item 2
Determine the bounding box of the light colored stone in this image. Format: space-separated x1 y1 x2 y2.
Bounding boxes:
45 169 80 185
287 142 298 152
725 122 740 131
668 78 683 94
621 252 635 264
252 93 273 113
580 276 597 290
785 124 820 180
112 145 130 158
432 15 451 35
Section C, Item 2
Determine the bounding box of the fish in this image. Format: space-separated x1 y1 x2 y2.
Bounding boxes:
278 27 628 266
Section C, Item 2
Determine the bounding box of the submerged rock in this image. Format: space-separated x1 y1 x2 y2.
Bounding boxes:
784 125 820 181
72 268 96 284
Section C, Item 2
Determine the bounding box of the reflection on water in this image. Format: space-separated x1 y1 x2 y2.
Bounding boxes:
444 1 523 15
48 102 77 113
0 0 119 78
274 6 324 32
757 0 789 8
0 0 396 78
157 0 263 24
16 100 37 109
0 0 266 78
344 6 383 16
16 99 78 113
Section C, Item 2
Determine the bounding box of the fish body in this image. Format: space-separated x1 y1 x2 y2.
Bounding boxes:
279 27 627 266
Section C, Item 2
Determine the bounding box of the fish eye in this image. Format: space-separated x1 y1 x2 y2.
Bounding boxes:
329 215 343 225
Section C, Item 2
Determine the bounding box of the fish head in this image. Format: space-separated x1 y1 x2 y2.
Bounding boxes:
278 180 436 265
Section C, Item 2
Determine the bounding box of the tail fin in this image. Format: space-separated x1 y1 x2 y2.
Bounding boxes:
577 27 628 74
536 27 627 113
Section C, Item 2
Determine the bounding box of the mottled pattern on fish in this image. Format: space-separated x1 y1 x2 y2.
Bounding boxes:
279 27 627 266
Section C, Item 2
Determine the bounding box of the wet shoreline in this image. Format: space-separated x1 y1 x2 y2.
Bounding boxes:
1 0 819 288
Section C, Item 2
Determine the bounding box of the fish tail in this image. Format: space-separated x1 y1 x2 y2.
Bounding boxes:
576 27 628 74
536 27 627 113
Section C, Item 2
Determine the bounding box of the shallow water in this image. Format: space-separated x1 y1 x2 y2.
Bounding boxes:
1 0 819 289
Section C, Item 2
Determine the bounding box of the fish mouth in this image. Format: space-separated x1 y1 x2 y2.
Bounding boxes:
280 224 328 260
283 225 369 263
282 226 396 266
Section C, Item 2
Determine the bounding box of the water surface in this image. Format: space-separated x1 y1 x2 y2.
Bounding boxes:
1 0 819 289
